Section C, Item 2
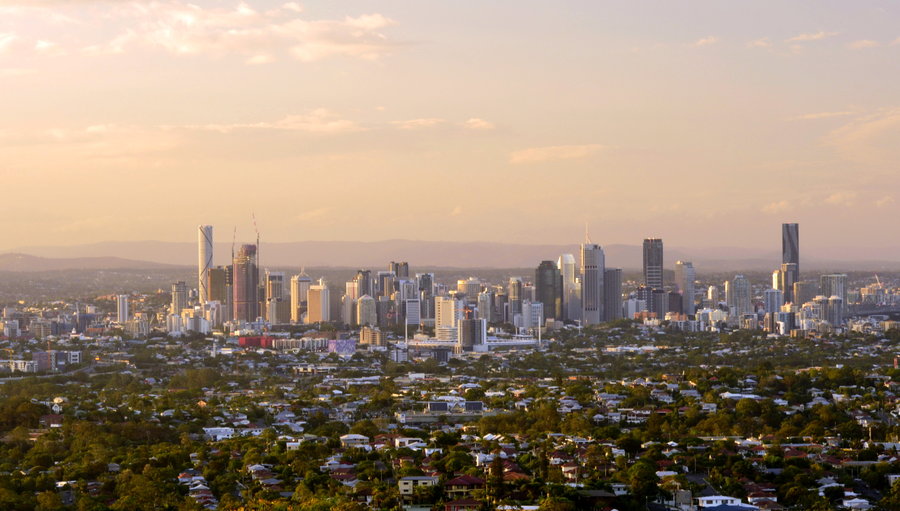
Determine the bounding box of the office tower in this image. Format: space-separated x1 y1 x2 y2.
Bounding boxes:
435 296 459 341
345 280 360 301
667 291 683 315
508 277 524 320
776 263 798 303
820 274 848 303
171 281 187 315
232 244 259 323
377 271 395 298
650 288 669 317
416 273 435 296
764 288 784 314
477 290 494 322
389 261 409 278
643 238 664 290
265 271 285 301
208 266 231 304
782 223 799 299
353 270 373 297
581 243 605 325
535 260 563 320
306 280 330 323
116 295 129 323
404 299 420 326
198 225 213 305
357 295 377 326
826 295 844 326
341 294 356 326
603 268 623 322
793 281 817 306
707 285 720 306
729 275 751 317
290 273 312 323
458 317 487 352
557 253 577 320
674 261 695 314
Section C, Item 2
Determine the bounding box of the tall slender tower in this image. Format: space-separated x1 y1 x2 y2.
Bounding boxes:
232 244 259 323
781 223 799 302
198 225 213 305
643 238 664 290
581 243 605 325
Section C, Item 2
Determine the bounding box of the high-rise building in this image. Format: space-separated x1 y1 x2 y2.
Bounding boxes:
782 223 799 300
265 271 285 301
508 277 524 320
435 296 459 341
729 275 752 317
306 280 330 323
116 294 129 323
208 266 231 304
603 268 622 322
643 238 664 290
198 225 213 305
820 274 848 303
581 243 605 325
674 261 695 314
557 253 577 321
535 261 562 320
232 244 259 323
377 271 395 299
357 295 377 326
354 270 373 298
171 281 187 316
764 288 784 314
389 261 409 278
290 273 312 323
793 281 817 306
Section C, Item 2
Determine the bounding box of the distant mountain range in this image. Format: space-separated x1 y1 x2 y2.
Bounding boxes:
2 240 899 272
0 253 179 272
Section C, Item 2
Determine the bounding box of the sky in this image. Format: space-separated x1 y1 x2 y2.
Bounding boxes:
1 1 900 255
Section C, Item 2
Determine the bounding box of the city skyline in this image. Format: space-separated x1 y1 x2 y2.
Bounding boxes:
1 1 900 252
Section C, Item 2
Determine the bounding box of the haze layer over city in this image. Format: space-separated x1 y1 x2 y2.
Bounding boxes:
1 2 900 511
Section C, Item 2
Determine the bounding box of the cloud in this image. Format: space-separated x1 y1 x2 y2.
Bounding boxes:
1 2 398 63
391 118 445 130
181 109 363 134
827 108 900 163
761 200 790 214
824 192 857 206
746 37 771 48
509 144 604 164
848 39 879 49
786 31 839 42
693 36 718 47
875 196 894 208
463 118 495 130
788 111 853 121
295 208 329 222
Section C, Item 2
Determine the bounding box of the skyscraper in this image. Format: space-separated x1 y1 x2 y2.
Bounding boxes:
557 254 577 320
643 238 664 290
116 294 129 323
782 223 799 300
674 261 696 315
232 244 259 323
389 261 409 278
820 274 848 303
198 225 213 305
603 268 623 322
306 279 330 323
581 243 605 325
171 281 187 315
290 273 312 323
535 260 562 320
729 274 752 317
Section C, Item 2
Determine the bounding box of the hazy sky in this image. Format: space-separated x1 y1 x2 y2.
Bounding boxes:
2 1 899 254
